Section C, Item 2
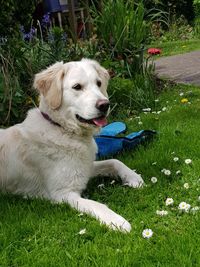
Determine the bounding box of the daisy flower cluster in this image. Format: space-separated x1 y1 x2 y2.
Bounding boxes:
159 155 192 179
137 89 194 128
149 154 194 186
163 186 199 214
134 100 170 126
142 104 167 116
144 152 199 239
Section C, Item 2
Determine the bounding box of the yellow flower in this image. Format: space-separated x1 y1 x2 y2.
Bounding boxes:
181 98 188 103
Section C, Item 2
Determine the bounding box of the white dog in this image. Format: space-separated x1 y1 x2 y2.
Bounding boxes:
0 59 144 232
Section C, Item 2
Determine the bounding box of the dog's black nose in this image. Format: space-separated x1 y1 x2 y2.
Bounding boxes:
96 99 110 113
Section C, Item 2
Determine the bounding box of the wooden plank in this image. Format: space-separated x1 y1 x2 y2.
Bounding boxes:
68 0 77 41
84 0 92 38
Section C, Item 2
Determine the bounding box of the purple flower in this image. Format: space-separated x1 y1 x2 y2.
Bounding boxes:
41 13 51 28
20 26 36 41
30 28 36 35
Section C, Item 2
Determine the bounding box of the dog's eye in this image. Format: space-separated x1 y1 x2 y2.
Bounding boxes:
97 80 102 87
72 84 82 90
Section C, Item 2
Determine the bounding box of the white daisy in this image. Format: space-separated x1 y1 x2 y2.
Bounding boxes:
165 198 174 206
156 210 168 216
151 177 158 183
142 229 153 239
157 111 161 114
163 169 171 176
138 121 143 125
178 202 191 212
190 206 199 214
176 170 181 175
162 107 167 111
78 228 86 235
183 183 189 189
98 183 105 188
179 92 184 96
185 159 192 164
173 157 179 162
142 108 151 112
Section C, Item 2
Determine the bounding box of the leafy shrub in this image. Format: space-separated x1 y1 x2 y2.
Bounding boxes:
93 1 148 55
108 72 156 119
193 0 200 37
157 15 193 42
91 0 151 77
0 0 35 38
144 0 194 23
0 38 54 125
193 0 200 16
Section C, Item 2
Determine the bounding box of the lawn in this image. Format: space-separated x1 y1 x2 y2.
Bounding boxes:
150 39 200 57
0 82 200 266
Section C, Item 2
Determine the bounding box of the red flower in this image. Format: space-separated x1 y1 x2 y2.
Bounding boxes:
148 48 161 55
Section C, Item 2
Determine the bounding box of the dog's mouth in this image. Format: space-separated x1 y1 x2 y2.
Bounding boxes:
76 114 108 127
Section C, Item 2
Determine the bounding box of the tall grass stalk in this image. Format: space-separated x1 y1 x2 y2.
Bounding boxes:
92 0 148 55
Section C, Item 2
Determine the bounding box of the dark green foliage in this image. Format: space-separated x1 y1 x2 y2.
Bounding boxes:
108 73 156 119
91 0 150 75
0 0 35 38
0 38 54 125
144 0 194 23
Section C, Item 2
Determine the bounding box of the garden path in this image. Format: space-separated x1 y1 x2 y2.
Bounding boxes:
154 50 200 86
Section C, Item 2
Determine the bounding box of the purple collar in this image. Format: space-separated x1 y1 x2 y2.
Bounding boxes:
41 111 61 127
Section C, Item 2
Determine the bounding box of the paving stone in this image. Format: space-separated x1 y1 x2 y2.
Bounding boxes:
154 50 200 86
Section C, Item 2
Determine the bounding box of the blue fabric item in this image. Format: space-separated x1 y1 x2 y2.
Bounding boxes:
99 122 126 136
95 122 156 158
95 136 123 158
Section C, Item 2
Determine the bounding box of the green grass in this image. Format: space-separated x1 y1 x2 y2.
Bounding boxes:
1 83 200 266
149 39 200 57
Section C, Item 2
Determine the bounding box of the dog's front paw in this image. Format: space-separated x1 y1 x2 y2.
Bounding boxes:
103 213 132 233
122 171 144 188
97 204 131 232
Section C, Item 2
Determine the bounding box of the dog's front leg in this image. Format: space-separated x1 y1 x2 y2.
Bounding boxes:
52 191 131 232
93 159 144 188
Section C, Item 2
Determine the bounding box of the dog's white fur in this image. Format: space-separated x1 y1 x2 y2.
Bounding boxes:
0 59 144 232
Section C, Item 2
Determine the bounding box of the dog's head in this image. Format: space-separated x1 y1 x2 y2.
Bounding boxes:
34 59 110 130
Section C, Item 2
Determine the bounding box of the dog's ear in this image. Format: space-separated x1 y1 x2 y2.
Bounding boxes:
93 61 110 84
33 62 65 109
